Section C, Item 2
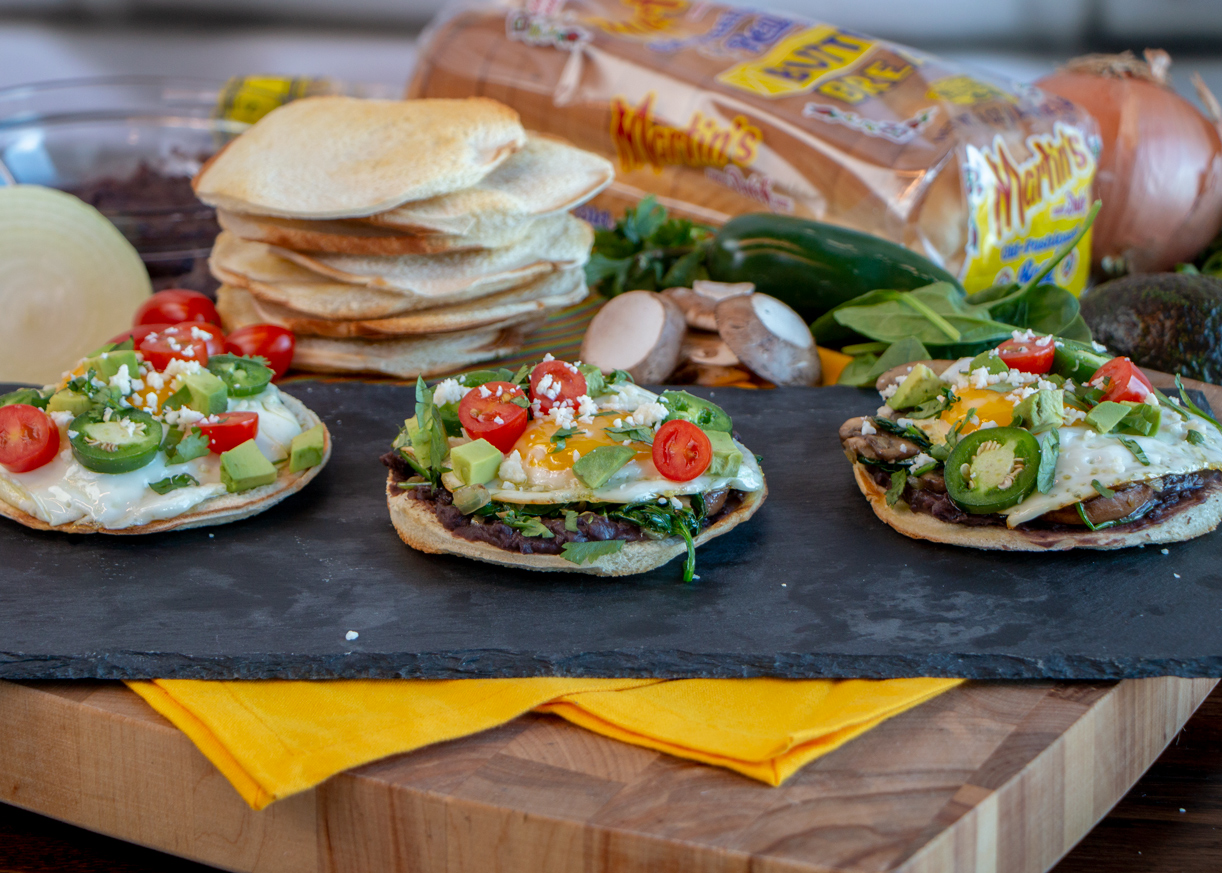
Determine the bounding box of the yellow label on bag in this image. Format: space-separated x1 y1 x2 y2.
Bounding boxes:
962 122 1097 294
216 76 327 126
716 25 875 98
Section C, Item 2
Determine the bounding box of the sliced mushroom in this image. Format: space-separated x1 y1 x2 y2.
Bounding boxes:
682 331 739 367
663 280 753 331
715 293 821 387
580 290 686 384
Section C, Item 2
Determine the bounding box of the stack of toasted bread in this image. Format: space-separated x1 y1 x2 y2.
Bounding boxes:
195 96 611 378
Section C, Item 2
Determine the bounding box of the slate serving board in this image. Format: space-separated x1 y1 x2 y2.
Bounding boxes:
1 380 1221 681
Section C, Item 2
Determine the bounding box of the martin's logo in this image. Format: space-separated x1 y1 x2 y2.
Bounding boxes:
609 93 762 173
983 124 1092 240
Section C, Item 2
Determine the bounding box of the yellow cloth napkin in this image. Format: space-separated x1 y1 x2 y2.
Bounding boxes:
127 676 961 810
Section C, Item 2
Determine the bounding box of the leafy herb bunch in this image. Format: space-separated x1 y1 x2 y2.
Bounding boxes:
584 196 715 297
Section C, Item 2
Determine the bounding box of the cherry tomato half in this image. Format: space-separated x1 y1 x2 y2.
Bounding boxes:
0 404 60 473
996 336 1055 374
1090 357 1154 403
458 381 529 453
197 412 259 454
225 325 295 380
529 360 587 414
138 324 210 371
652 419 712 482
133 289 221 327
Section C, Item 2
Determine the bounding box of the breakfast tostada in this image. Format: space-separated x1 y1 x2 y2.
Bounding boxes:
382 356 766 578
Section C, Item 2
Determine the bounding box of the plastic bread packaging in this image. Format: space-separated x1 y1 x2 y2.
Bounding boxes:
409 0 1101 294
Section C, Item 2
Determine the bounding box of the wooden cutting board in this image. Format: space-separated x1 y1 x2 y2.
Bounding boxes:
0 677 1214 873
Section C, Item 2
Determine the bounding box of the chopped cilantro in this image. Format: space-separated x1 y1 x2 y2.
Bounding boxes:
561 539 626 566
149 473 199 495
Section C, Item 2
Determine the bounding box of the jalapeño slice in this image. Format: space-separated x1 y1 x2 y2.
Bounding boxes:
206 353 273 397
944 427 1041 515
70 408 163 474
659 390 732 432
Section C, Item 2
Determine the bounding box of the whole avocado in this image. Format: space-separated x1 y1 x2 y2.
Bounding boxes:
1080 273 1222 382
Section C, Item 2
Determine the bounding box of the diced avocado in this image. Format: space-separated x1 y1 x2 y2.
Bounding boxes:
220 439 278 493
888 363 946 410
1 387 50 409
288 424 326 473
1118 401 1161 437
450 438 502 486
46 389 91 416
452 484 491 514
1051 338 1111 384
705 430 743 478
1010 389 1064 435
183 371 228 415
1085 401 1130 434
967 350 1009 377
573 445 636 489
82 349 140 381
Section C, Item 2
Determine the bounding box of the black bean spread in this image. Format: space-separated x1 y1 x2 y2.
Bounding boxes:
869 467 1222 532
382 451 743 556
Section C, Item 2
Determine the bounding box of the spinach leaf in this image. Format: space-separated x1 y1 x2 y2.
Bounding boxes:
1116 436 1151 465
561 539 626 566
884 468 907 506
1036 429 1059 493
1092 479 1116 499
832 284 1013 347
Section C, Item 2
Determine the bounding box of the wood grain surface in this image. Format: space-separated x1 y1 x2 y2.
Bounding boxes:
0 677 1214 873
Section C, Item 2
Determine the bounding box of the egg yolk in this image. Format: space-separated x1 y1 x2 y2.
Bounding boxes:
514 420 653 471
939 388 1018 434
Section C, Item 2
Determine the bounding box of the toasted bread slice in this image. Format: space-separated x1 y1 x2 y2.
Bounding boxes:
386 474 768 576
0 392 329 535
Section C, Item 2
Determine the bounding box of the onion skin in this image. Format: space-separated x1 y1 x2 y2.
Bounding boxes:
1037 70 1222 274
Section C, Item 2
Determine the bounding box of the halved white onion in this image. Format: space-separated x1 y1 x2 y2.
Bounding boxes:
0 185 151 385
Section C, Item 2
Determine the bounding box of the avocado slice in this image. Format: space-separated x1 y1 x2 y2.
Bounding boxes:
183 371 229 416
450 438 502 486
888 364 945 410
1010 389 1064 434
705 430 743 477
1080 273 1222 383
573 445 636 489
288 424 326 473
220 439 278 493
46 389 91 416
82 349 140 382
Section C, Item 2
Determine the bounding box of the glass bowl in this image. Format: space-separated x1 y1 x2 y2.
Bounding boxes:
0 76 249 293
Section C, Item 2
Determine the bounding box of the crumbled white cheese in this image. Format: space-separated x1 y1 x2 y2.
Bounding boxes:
896 418 915 429
1091 341 1107 353
670 496 682 510
879 383 899 400
1063 406 1086 425
908 452 936 468
189 325 213 341
1011 328 1036 342
547 403 575 429
632 402 669 428
576 394 599 420
478 385 492 399
145 371 165 390
1036 379 1057 391
432 378 466 406
978 420 999 430
493 415 504 425
970 367 991 389
1035 334 1053 347
107 364 134 397
49 411 74 427
542 353 555 362
860 420 877 436
498 450 527 484
572 449 581 462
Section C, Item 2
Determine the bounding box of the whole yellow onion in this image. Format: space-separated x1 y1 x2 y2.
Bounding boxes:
1037 50 1222 275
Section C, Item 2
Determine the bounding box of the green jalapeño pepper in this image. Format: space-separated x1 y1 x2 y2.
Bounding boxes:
706 214 963 322
70 408 163 474
206 354 274 397
944 427 1041 515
